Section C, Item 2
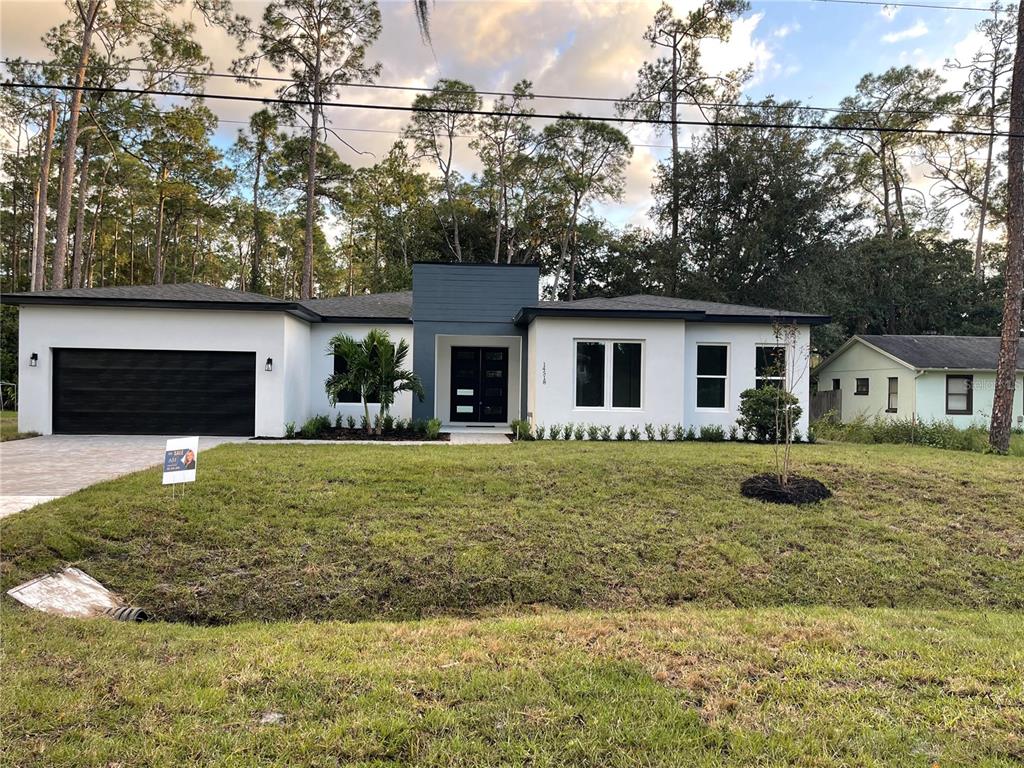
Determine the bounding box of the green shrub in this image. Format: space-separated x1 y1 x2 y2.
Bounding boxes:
812 415 1020 455
644 423 656 441
346 415 356 429
658 424 670 441
600 425 612 441
699 424 725 442
409 418 426 435
728 424 738 441
573 424 586 441
284 421 296 439
382 414 395 433
672 424 684 441
425 418 442 440
301 414 332 439
562 424 574 441
548 424 561 441
510 419 532 441
615 425 627 441
628 426 641 441
587 424 601 441
684 426 697 441
535 425 546 440
393 417 406 432
737 386 802 443
334 412 345 428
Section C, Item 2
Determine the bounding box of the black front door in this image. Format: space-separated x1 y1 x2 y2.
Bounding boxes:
450 347 508 423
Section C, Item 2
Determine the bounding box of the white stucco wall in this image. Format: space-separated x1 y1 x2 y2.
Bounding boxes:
683 323 812 435
815 341 918 422
529 317 687 431
307 322 415 424
17 305 300 436
915 370 1024 428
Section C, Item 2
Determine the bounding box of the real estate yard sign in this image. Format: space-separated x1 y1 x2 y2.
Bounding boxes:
163 437 199 485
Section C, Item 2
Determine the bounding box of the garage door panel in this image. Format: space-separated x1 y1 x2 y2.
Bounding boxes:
53 349 256 435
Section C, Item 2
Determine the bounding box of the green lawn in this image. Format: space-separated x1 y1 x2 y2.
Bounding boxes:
0 409 38 441
2 607 1022 766
2 442 1022 623
2 442 1022 766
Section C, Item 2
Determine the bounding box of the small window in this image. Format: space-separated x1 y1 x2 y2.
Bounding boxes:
855 378 869 396
575 341 605 407
333 354 378 404
887 377 898 412
696 344 728 409
832 378 841 391
946 375 973 415
755 346 786 389
612 342 642 408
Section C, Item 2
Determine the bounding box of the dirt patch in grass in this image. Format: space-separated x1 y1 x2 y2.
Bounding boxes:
740 473 832 505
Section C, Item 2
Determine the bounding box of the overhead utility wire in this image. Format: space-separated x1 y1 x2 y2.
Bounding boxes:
2 59 1010 121
809 0 993 11
3 81 1020 139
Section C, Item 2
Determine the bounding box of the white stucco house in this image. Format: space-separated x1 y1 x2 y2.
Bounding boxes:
814 334 1024 428
5 262 828 437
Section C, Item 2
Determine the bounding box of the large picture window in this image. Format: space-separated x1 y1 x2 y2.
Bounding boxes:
945 375 973 415
755 346 786 389
696 344 728 409
333 354 379 404
574 340 643 409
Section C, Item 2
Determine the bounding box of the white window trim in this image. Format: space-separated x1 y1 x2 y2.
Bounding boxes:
573 338 645 411
754 343 788 389
695 342 730 412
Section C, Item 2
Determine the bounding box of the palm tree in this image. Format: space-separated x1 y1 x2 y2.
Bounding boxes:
326 329 424 435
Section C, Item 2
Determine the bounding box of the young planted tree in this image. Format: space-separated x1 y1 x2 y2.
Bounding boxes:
542 116 632 299
617 0 748 267
234 0 382 299
404 79 481 261
989 0 1024 454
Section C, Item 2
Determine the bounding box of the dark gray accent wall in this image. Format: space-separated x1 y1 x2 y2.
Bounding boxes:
411 263 539 421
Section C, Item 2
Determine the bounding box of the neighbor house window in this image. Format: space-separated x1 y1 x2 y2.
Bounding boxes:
574 340 643 409
333 354 378 404
832 378 841 391
887 377 898 412
696 344 728 409
855 378 869 396
755 346 786 389
946 375 973 415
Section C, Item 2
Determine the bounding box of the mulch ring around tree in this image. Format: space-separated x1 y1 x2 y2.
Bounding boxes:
740 474 832 505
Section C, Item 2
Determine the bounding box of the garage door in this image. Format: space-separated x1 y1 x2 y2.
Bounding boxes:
53 349 256 435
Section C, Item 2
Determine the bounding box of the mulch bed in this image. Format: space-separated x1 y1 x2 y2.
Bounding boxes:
740 473 832 505
254 429 449 442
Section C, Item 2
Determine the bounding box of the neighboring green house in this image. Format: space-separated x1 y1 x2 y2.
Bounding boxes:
814 335 1024 428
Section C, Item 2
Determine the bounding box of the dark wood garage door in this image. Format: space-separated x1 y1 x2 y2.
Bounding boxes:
52 349 256 435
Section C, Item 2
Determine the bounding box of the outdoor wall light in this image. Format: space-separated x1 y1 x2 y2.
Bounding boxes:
29 353 38 367
265 357 273 372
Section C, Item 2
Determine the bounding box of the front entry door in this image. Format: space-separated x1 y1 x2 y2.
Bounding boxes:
450 347 508 422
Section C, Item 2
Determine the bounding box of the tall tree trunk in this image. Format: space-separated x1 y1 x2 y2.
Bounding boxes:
10 124 22 291
669 32 679 275
974 108 997 276
31 101 58 292
84 161 108 286
302 82 321 299
154 169 167 284
70 133 93 288
52 0 102 288
128 196 136 285
879 140 894 238
989 1 1024 453
251 144 264 293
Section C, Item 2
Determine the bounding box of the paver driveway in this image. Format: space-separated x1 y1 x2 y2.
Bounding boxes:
0 435 242 518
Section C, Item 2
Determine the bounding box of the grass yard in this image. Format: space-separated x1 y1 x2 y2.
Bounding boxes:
0 409 38 441
2 442 1022 623
2 442 1022 766
2 607 1022 766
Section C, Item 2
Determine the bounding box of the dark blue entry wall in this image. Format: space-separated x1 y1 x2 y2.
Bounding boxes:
411 262 540 421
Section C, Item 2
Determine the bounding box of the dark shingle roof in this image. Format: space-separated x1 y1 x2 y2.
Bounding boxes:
5 283 290 304
859 335 1024 371
515 294 829 325
300 291 412 321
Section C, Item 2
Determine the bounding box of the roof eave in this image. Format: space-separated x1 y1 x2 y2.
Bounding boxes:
3 293 322 322
515 306 830 327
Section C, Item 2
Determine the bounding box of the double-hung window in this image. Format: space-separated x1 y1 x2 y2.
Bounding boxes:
855 378 869 396
755 346 786 389
945 375 973 415
886 377 898 412
696 344 728 409
575 340 643 409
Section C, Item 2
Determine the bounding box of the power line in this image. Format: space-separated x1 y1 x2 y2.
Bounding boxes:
2 59 1010 121
809 0 993 11
3 80 1020 139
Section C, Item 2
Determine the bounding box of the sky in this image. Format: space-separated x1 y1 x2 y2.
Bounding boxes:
0 0 996 229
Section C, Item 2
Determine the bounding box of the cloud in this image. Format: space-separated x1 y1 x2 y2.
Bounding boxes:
882 20 928 43
773 22 800 38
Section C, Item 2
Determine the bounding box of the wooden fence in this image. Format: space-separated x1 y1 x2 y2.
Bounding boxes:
810 389 841 422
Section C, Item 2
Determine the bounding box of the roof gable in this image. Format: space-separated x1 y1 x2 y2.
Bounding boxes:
818 334 1024 373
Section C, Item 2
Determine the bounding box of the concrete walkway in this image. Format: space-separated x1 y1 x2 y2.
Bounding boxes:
0 435 240 518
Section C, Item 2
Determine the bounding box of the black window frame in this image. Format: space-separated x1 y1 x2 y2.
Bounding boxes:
755 345 786 390
832 378 841 391
855 378 869 396
945 374 973 415
573 339 643 410
612 342 642 409
696 343 729 410
575 341 606 408
333 353 379 404
886 377 898 413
